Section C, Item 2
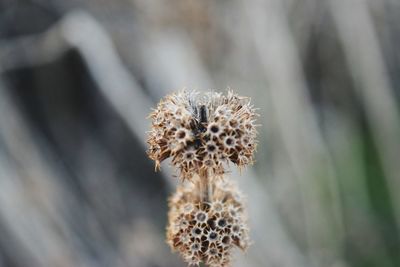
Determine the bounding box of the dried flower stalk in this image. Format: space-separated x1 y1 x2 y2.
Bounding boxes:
147 90 258 267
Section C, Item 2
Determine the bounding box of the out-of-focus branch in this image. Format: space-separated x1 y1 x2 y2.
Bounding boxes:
244 0 345 266
0 11 175 187
0 83 82 267
1 11 150 148
329 0 400 235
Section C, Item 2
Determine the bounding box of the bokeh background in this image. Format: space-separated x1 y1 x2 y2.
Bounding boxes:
1 0 400 267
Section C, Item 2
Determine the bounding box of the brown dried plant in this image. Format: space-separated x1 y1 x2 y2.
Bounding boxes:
147 90 258 181
147 90 258 267
167 178 250 267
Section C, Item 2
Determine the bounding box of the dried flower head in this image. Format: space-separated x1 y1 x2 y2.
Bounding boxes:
147 90 258 180
167 178 250 267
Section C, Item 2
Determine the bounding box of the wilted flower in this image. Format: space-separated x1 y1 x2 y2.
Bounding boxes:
147 90 258 181
167 178 250 267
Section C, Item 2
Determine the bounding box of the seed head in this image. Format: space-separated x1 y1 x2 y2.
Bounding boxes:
167 179 250 267
147 90 258 181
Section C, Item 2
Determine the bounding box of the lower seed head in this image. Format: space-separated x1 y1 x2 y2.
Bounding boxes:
167 179 250 267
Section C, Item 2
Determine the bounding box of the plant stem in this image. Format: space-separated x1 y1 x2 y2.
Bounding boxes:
198 169 212 203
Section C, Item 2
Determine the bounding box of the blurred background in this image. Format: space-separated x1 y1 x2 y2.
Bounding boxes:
1 0 400 267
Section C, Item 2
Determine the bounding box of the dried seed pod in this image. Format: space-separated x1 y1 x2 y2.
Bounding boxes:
147 90 258 181
167 179 250 267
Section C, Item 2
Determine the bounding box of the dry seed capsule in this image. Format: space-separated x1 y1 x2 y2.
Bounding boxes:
166 179 250 267
147 90 258 181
